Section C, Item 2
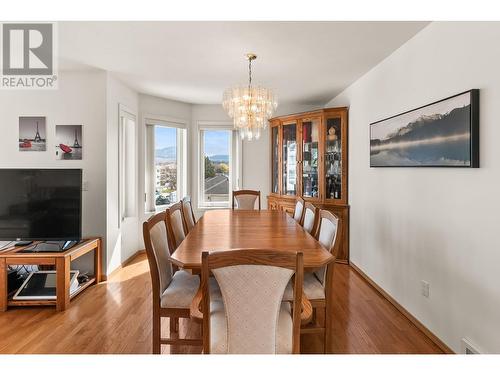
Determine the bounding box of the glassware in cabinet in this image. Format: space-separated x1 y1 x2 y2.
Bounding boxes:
325 117 342 201
282 122 297 196
271 126 279 194
300 118 320 198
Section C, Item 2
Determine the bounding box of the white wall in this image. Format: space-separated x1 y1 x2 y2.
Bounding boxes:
0 71 107 273
326 22 500 353
106 74 139 274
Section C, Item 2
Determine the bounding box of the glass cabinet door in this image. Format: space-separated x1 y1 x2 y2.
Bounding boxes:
301 118 320 198
271 126 279 194
282 122 297 196
324 117 342 201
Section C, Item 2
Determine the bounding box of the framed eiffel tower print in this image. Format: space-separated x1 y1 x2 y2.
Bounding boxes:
56 125 83 160
19 116 47 152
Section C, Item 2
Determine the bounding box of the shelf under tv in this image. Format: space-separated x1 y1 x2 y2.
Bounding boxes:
0 238 102 311
7 276 97 307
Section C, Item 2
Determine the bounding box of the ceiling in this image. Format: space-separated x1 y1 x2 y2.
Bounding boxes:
58 21 429 105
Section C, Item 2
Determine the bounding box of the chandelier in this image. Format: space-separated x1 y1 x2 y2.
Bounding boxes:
223 53 278 140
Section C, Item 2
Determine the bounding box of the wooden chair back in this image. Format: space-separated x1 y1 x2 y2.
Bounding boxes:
302 202 319 235
142 212 173 303
232 190 261 210
201 249 303 354
181 196 197 234
165 202 186 252
293 197 305 223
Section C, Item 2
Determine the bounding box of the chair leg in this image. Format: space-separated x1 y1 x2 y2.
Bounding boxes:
152 314 161 354
322 305 329 354
156 312 203 351
322 306 327 354
312 307 317 327
170 317 179 334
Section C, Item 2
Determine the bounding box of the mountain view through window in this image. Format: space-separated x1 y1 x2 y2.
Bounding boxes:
154 126 177 206
202 130 231 204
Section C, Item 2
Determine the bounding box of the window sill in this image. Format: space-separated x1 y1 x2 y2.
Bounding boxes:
197 205 230 211
144 203 175 216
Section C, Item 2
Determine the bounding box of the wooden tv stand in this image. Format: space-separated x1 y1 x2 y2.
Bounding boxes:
0 238 102 312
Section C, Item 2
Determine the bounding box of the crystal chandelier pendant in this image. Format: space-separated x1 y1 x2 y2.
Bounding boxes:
222 53 278 141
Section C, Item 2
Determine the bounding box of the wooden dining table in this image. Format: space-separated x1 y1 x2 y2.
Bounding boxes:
171 209 333 269
171 209 336 353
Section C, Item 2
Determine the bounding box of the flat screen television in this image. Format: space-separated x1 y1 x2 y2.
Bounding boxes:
0 169 82 241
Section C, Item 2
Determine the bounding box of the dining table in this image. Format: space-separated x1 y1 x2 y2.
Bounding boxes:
171 209 336 353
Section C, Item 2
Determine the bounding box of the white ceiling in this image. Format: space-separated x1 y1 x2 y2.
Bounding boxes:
58 21 429 105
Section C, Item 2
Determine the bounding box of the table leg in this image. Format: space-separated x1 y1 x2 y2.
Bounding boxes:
94 239 102 283
56 257 70 311
0 258 7 312
324 263 335 354
325 293 334 353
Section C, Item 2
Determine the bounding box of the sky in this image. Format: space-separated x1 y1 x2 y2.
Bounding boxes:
155 127 229 156
56 125 82 145
203 130 229 156
155 126 176 149
19 117 46 139
370 92 470 140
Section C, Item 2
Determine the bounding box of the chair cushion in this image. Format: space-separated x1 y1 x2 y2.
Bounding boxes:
170 209 186 248
210 277 223 301
318 217 337 250
160 270 199 309
210 301 293 354
149 220 173 293
282 272 325 301
160 272 222 309
211 264 293 353
182 200 196 232
302 208 315 234
293 201 304 222
234 194 258 210
315 217 338 284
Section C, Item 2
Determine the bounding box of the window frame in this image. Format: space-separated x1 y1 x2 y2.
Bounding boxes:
119 104 137 227
145 116 187 212
197 122 242 210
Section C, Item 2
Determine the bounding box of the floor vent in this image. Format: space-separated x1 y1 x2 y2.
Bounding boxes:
461 338 481 354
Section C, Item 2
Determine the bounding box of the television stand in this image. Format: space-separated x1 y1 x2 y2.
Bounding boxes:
62 240 79 250
20 240 81 253
0 238 102 312
14 241 33 247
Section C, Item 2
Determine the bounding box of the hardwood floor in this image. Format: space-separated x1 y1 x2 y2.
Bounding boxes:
0 254 443 354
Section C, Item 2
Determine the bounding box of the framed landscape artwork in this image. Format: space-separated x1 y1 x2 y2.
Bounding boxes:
370 89 479 167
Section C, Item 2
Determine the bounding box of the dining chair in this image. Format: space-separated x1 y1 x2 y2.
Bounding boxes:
181 196 197 234
283 209 339 352
292 197 305 223
313 210 339 285
142 212 202 354
165 202 186 253
301 202 319 235
232 190 261 210
191 249 306 354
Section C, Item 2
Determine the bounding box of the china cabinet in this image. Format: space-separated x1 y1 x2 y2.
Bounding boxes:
268 107 349 263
